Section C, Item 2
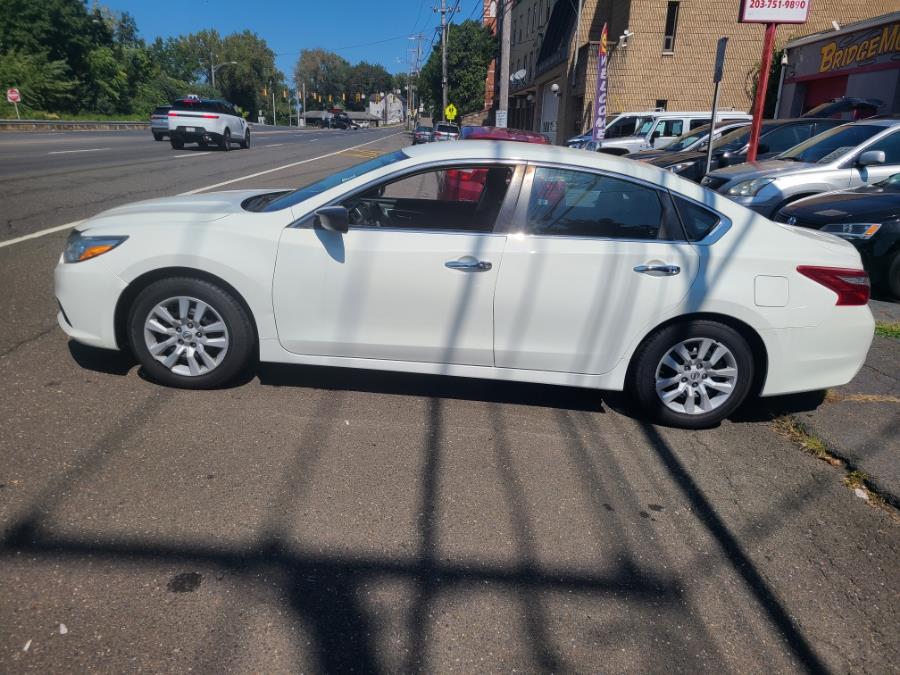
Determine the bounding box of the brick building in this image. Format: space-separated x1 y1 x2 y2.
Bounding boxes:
499 0 896 144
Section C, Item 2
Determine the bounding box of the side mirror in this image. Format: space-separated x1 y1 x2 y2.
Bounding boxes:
315 206 349 234
858 150 886 167
650 130 661 146
719 151 734 166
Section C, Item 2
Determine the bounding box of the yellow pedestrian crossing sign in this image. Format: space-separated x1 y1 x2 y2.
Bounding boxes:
444 103 457 121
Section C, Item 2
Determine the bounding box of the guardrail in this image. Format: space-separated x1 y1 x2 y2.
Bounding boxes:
0 119 150 132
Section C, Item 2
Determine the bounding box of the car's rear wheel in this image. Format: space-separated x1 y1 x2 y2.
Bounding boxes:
152 132 162 141
128 277 255 389
170 138 184 150
240 129 250 149
630 320 754 428
887 250 900 300
220 129 231 151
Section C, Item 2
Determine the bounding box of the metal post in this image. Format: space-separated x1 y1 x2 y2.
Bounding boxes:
272 86 277 126
210 50 215 89
747 23 777 163
705 37 728 178
441 0 449 120
498 0 511 120
13 101 20 120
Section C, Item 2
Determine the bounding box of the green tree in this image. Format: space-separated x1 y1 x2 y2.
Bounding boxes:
0 49 77 112
419 20 495 119
293 49 351 110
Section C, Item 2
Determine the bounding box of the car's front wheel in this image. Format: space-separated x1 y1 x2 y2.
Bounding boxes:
630 320 754 428
170 138 184 150
128 277 255 389
886 250 900 300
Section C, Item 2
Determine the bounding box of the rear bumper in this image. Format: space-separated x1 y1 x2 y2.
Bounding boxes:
760 305 875 396
170 126 224 144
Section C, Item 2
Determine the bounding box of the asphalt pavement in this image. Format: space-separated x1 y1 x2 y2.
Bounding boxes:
0 127 898 673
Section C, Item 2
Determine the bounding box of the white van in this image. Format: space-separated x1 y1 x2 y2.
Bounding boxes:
590 110 752 155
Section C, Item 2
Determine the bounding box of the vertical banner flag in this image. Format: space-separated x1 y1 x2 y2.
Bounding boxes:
591 23 609 142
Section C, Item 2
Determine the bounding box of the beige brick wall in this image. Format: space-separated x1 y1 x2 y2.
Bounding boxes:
576 0 899 132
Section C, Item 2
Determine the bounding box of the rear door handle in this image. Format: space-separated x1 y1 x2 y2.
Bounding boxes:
634 264 680 276
445 258 492 271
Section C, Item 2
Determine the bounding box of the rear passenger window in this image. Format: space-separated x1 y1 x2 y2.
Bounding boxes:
526 168 668 240
672 195 721 241
762 124 814 153
690 119 711 130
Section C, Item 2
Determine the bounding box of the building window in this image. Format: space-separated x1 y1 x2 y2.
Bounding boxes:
655 99 668 110
663 1 679 52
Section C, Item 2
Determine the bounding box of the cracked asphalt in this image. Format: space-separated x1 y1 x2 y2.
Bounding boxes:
0 127 898 673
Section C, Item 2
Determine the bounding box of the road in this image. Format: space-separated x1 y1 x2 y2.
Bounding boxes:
0 127 898 673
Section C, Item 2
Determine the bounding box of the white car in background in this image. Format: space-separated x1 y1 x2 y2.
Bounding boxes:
167 97 250 151
54 141 873 428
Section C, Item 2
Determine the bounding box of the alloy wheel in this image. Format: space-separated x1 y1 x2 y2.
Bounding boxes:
654 337 738 415
143 296 229 376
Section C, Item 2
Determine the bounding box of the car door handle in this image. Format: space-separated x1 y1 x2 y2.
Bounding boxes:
634 264 680 276
445 258 492 271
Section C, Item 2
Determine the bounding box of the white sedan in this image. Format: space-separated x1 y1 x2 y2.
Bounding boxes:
55 141 874 428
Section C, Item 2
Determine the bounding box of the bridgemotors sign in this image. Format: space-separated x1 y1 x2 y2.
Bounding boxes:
818 21 900 73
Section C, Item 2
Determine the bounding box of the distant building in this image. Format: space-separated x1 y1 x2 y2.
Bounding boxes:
368 93 406 125
777 11 900 117
496 0 888 144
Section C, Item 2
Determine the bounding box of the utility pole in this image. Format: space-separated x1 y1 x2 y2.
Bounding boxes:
438 0 449 120
498 0 511 120
272 84 277 126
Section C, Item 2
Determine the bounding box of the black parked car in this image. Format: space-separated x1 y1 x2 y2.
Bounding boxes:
645 118 843 182
775 173 900 299
802 97 882 121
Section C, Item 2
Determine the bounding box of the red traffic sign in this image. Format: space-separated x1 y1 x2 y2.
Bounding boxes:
6 88 21 103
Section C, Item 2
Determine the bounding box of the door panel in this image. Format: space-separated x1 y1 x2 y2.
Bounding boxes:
273 228 505 365
494 166 700 375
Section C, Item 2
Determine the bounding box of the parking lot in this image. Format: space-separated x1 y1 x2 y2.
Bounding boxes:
1 127 898 672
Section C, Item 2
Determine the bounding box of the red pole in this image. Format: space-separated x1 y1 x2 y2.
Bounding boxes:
746 22 777 163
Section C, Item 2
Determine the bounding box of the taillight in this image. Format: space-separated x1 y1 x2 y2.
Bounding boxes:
201 113 219 119
168 111 178 116
797 265 870 306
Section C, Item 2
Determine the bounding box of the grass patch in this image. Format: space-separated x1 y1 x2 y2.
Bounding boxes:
875 321 900 340
772 416 838 464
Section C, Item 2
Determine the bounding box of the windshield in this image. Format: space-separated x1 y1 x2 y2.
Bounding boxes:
664 125 712 151
876 173 900 191
711 123 777 153
636 118 656 136
416 126 432 132
261 150 408 212
605 116 646 138
777 124 882 164
436 124 457 133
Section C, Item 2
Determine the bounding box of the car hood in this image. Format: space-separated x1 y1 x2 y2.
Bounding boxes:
80 189 279 230
705 159 818 183
784 187 900 224
643 150 705 168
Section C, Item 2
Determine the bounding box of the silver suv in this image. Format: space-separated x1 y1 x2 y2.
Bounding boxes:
433 123 460 141
702 119 900 218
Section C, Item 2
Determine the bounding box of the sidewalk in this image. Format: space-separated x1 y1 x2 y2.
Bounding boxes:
795 298 900 505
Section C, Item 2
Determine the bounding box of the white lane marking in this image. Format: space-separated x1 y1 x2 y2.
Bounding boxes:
173 152 212 158
179 132 404 196
0 132 405 248
262 143 285 148
0 220 83 250
47 148 109 155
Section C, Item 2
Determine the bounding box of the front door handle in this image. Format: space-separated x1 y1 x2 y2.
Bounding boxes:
445 258 492 271
634 264 680 276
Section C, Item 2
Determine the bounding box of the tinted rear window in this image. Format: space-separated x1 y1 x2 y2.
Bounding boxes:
172 99 222 114
673 195 721 241
436 124 458 133
152 106 170 115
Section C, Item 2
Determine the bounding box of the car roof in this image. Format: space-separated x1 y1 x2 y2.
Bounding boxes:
842 118 900 128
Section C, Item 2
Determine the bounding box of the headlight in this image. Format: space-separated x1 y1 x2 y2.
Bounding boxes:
820 222 882 240
63 231 128 263
726 177 775 197
667 162 695 173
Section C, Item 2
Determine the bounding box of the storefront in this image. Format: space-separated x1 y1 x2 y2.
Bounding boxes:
777 12 900 118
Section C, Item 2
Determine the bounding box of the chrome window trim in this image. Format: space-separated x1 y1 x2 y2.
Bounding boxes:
289 159 526 234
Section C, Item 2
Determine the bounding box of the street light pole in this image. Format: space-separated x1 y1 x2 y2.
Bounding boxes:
498 0 511 121
210 57 238 91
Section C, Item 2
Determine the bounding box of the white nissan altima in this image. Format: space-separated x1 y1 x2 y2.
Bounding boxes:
55 141 874 428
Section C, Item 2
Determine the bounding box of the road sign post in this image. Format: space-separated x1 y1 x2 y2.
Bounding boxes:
705 37 728 177
6 88 21 120
494 109 507 128
739 0 810 163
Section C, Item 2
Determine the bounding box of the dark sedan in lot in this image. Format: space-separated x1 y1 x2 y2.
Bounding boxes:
776 173 900 299
644 118 843 182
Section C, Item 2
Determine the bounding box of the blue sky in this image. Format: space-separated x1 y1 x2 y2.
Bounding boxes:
102 0 481 78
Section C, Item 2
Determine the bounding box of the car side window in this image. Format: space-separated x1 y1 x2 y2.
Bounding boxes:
525 168 672 240
672 195 721 241
340 165 513 232
864 131 900 164
690 118 711 130
657 119 683 136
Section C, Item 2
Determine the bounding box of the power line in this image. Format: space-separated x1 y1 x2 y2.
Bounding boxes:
276 34 411 57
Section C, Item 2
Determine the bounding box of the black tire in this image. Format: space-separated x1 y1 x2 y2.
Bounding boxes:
198 140 208 149
240 129 250 149
127 277 255 389
220 128 231 151
153 132 162 141
170 138 184 150
887 250 900 301
629 320 754 429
